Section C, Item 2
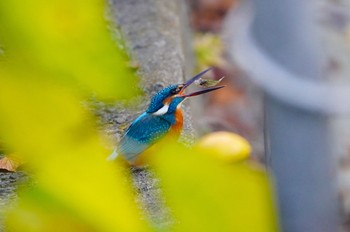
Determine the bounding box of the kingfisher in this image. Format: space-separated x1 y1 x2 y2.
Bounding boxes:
108 68 224 164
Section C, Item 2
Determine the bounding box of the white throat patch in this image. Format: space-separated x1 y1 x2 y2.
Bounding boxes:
152 104 169 115
176 101 184 109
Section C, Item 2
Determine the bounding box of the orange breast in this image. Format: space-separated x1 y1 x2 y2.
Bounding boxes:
171 108 183 136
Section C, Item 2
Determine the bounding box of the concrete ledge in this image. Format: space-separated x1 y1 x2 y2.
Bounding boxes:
107 0 194 227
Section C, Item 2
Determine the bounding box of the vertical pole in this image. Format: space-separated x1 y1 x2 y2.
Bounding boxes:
251 1 338 231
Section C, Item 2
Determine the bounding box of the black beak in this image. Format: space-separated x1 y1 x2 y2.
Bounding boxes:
178 68 224 97
182 67 213 89
184 85 225 97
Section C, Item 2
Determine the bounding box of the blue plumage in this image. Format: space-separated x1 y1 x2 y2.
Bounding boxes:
118 97 184 161
118 114 171 161
146 84 178 113
107 68 224 164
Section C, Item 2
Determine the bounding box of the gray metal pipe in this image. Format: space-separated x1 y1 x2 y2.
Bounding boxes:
224 1 339 231
252 1 338 231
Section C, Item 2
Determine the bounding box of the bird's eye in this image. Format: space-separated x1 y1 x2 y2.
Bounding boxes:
170 86 182 94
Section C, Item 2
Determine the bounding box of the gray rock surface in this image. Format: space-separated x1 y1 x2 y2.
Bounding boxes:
131 167 173 228
101 0 195 143
0 170 26 232
104 0 194 227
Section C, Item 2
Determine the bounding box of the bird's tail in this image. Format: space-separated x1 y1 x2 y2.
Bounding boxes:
106 149 119 161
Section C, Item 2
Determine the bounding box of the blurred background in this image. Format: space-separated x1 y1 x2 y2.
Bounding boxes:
1 0 350 231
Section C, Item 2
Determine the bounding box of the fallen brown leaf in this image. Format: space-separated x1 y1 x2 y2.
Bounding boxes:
0 155 22 172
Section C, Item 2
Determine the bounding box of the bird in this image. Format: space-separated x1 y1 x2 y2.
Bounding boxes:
107 68 224 164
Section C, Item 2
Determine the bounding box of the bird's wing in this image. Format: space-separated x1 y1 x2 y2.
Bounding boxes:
123 112 146 135
118 113 171 161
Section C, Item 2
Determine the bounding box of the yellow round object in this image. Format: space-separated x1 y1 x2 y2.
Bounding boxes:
195 131 251 163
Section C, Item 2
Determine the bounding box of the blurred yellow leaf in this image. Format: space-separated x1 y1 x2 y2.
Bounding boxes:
0 0 151 230
0 0 140 100
5 187 97 232
0 75 150 231
151 142 278 232
195 131 251 163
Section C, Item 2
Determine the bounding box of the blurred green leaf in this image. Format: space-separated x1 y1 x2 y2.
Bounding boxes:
194 33 226 71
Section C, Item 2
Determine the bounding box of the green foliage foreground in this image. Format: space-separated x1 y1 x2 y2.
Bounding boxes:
0 1 277 231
